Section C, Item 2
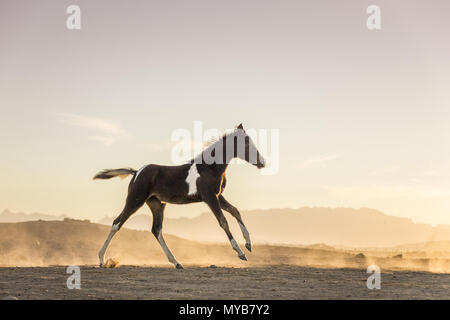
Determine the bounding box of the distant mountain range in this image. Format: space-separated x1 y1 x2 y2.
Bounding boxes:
3 207 450 248
0 209 66 223
97 207 450 248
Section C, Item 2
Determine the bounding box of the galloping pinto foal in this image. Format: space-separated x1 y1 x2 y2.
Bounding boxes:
94 124 266 268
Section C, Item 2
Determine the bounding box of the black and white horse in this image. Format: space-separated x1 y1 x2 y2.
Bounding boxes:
94 124 266 268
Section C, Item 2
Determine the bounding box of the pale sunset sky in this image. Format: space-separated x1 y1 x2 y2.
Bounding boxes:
0 0 449 225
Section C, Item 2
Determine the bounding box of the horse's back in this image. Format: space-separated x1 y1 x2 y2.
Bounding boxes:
137 163 197 203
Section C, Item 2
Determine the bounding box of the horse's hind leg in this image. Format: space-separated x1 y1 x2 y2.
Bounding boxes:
146 197 183 269
218 195 252 252
98 189 148 267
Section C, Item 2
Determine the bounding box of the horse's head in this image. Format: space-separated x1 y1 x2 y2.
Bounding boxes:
232 123 266 169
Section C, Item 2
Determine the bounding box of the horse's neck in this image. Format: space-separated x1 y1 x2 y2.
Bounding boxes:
195 153 230 175
195 135 233 175
213 161 229 175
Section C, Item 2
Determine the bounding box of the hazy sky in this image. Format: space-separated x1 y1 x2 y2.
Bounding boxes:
1 0 449 225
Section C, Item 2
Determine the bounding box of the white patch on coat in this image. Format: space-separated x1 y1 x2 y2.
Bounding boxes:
133 165 147 183
186 163 200 195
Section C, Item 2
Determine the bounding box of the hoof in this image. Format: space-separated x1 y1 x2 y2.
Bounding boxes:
238 254 247 261
175 263 184 269
99 263 103 268
245 243 252 252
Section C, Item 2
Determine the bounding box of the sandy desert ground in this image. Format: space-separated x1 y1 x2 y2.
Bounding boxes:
1 265 449 300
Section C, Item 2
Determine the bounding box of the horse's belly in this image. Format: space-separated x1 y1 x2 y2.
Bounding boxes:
153 186 201 204
162 194 202 204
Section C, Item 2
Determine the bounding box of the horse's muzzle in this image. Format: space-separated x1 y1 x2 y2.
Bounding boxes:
256 159 266 169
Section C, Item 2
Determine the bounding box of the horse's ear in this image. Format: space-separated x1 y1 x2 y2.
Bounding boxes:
236 123 244 130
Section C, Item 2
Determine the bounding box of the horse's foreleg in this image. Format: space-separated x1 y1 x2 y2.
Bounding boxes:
146 198 183 269
204 194 247 261
218 195 252 252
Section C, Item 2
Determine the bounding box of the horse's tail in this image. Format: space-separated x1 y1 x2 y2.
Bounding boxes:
93 168 137 180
